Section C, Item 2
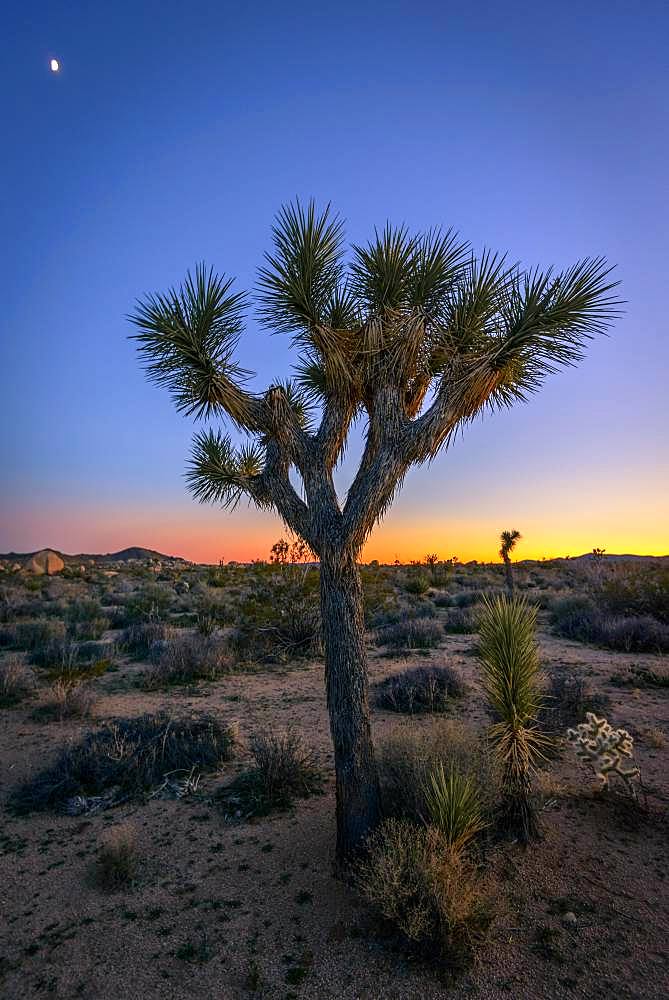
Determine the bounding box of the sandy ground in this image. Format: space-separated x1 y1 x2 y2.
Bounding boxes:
1 628 668 1000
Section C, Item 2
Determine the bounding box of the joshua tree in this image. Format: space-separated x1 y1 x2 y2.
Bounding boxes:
499 529 522 595
130 200 618 857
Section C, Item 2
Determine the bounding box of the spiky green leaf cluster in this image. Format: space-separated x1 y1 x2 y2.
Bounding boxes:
186 429 266 510
130 264 251 423
422 762 487 853
477 595 550 782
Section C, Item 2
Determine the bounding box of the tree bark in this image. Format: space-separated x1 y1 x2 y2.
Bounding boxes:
504 556 514 596
319 551 381 858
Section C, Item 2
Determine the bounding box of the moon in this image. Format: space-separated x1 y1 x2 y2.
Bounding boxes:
50 58 60 72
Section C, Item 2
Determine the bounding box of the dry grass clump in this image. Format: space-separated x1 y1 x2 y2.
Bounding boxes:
375 665 465 714
217 729 323 818
142 632 234 688
377 617 443 651
121 620 173 659
540 667 610 733
9 712 236 815
355 819 490 967
377 721 497 825
95 824 138 891
0 655 34 707
15 619 67 652
32 679 98 722
442 606 479 634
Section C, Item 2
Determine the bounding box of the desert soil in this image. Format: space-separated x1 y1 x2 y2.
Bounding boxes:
1 628 668 1000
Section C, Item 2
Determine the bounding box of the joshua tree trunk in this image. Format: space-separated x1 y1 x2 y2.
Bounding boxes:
319 550 381 858
503 555 514 596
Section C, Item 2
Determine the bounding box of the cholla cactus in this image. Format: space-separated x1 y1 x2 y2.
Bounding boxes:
567 713 640 793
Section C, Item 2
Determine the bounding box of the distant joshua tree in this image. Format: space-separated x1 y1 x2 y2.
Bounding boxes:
131 200 618 857
424 553 439 567
499 529 522 595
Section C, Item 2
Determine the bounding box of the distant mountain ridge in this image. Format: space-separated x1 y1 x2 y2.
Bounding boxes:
0 546 187 564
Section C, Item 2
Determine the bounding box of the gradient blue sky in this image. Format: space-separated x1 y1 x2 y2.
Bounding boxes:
2 1 667 562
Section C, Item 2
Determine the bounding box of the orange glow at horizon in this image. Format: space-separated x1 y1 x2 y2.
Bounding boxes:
3 500 667 565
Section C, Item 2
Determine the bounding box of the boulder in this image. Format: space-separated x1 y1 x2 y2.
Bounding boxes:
26 549 65 576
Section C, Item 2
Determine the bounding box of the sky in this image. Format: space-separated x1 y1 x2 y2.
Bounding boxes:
2 1 668 564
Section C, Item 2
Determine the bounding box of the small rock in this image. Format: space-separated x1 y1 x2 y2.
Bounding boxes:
562 911 577 927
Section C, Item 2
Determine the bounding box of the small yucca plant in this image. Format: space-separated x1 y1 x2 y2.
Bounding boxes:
477 594 549 842
422 762 486 853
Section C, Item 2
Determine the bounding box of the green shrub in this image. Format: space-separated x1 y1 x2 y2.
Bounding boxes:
404 573 431 596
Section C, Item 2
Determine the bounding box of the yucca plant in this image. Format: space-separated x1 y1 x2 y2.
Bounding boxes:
422 762 486 853
131 200 618 857
477 594 549 842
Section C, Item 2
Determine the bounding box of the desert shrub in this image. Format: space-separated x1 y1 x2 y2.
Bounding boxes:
540 668 610 732
217 729 323 818
404 573 432 596
121 621 173 659
377 617 443 651
451 590 483 609
443 607 479 634
32 680 98 722
9 712 236 814
422 763 487 852
406 599 437 619
15 619 67 652
551 596 669 653
550 595 600 642
142 633 234 688
0 655 34 707
68 617 110 641
355 819 490 966
123 584 174 623
595 563 669 623
0 624 18 647
610 663 669 689
596 615 669 653
377 721 497 825
432 592 455 609
375 665 465 714
231 571 321 662
95 825 138 891
361 569 399 626
67 598 104 623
